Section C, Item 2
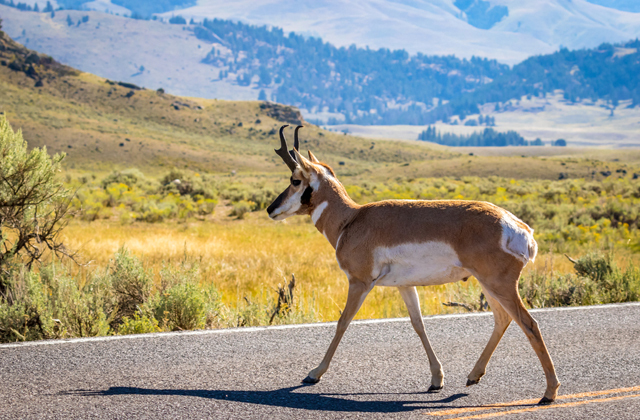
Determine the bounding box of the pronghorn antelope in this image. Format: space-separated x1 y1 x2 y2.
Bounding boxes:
266 125 560 404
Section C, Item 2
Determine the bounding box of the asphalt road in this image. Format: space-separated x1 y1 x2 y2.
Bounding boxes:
1 303 640 419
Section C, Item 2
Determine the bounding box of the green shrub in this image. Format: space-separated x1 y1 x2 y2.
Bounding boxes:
571 253 613 283
0 115 70 270
0 264 54 342
109 248 152 324
0 261 112 342
41 266 111 338
151 264 222 331
119 311 160 335
101 168 147 189
519 272 596 308
519 253 640 309
230 200 253 219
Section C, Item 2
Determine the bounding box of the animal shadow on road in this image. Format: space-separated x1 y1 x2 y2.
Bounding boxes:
65 385 469 413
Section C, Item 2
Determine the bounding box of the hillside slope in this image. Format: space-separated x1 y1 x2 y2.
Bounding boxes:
0 26 453 176
1 28 637 180
0 6 252 101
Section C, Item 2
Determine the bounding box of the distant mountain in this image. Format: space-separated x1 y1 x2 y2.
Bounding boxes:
157 0 640 64
431 39 640 123
11 0 640 64
194 18 508 125
0 5 261 101
2 2 639 126
0 5 510 125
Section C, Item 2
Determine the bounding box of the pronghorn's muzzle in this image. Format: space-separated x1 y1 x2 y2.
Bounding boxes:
266 190 287 218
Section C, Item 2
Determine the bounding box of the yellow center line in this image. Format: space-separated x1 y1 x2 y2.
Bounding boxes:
426 385 640 417
443 393 640 420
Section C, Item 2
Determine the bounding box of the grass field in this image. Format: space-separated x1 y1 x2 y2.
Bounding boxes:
56 170 640 325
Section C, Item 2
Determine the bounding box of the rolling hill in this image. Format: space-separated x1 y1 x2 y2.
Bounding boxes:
3 27 636 181
3 4 639 131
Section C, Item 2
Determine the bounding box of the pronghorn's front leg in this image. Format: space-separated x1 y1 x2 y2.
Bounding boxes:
398 286 445 391
302 281 372 384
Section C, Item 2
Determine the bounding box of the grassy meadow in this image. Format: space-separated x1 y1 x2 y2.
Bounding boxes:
2 29 640 342
54 170 640 326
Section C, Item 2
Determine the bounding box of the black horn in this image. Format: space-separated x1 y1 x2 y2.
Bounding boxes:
293 125 303 151
275 125 298 172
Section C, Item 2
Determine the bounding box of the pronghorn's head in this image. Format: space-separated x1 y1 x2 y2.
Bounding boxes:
267 125 332 221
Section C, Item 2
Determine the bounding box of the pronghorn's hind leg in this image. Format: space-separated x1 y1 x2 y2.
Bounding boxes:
466 287 512 386
398 286 445 392
479 268 560 405
302 281 372 384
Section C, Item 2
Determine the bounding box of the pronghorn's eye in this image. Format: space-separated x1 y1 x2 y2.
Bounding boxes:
292 179 301 186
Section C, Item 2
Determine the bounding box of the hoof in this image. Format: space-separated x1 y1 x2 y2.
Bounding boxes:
428 385 443 393
466 379 480 387
302 376 320 384
538 397 554 405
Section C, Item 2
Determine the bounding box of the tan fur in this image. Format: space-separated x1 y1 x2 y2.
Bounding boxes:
268 151 560 403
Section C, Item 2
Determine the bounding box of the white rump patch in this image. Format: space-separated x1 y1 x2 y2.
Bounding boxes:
500 211 538 264
311 201 329 225
371 242 471 287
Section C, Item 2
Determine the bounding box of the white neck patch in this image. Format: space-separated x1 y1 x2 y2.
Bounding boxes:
311 201 329 225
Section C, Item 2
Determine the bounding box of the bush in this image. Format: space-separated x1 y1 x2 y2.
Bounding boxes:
0 264 55 342
119 311 160 335
0 261 112 342
101 168 147 189
519 272 596 308
519 253 640 308
151 263 222 331
0 115 71 272
109 248 152 324
231 200 253 219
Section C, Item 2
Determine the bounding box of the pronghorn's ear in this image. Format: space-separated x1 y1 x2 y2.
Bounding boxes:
293 149 312 175
307 150 320 163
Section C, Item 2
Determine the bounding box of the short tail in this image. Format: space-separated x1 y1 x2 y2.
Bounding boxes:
528 230 538 264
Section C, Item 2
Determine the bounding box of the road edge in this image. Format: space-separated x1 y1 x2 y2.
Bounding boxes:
2 301 639 349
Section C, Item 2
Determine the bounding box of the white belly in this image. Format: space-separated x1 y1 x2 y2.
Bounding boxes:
372 241 471 287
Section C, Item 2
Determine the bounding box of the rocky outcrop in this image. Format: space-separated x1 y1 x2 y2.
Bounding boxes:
0 30 77 86
259 102 304 125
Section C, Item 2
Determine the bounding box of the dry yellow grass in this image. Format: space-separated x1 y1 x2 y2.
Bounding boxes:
61 209 500 322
